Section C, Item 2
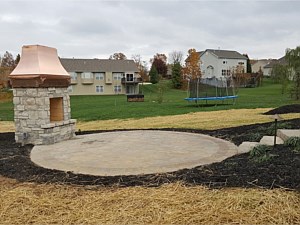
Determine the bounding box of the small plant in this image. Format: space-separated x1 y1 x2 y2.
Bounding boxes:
248 133 262 142
257 122 293 136
284 137 300 152
249 144 273 163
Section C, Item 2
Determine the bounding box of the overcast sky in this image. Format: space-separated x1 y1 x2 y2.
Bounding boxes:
1 0 300 64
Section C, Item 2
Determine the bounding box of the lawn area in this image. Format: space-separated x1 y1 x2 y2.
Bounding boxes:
0 78 298 122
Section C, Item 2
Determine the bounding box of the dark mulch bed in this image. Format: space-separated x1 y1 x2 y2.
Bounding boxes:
1 118 300 189
263 104 300 115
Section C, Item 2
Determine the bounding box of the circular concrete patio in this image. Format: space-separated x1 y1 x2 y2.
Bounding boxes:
31 130 238 176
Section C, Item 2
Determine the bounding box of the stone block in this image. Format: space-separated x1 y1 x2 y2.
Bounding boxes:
28 111 38 120
238 142 259 154
16 105 25 111
48 87 56 92
26 89 37 96
25 97 36 105
41 124 55 129
35 98 45 106
260 136 284 145
277 129 300 141
13 97 20 105
38 111 48 119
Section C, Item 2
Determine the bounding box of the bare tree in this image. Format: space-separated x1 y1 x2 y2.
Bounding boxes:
169 51 183 65
132 54 149 81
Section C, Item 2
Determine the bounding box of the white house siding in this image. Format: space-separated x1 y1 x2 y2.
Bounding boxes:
251 60 271 73
201 51 247 79
201 52 219 78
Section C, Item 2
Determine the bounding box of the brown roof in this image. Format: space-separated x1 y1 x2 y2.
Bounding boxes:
60 58 139 73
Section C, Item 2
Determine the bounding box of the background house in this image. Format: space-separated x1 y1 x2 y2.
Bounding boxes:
251 59 273 75
60 58 140 95
263 56 286 77
200 49 247 79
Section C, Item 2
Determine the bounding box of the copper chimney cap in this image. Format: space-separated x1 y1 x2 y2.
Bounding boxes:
9 45 70 88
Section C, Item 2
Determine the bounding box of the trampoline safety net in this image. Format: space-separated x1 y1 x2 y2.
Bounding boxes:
186 77 237 101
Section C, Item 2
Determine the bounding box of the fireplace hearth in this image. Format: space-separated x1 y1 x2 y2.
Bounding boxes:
9 45 76 145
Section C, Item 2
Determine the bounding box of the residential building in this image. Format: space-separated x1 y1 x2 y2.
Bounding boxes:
60 58 141 95
251 59 273 75
263 56 287 77
199 49 248 79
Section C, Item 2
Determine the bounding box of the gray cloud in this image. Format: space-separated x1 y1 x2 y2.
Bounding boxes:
1 0 300 62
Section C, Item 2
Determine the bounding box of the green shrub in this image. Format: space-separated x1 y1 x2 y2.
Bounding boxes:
284 137 300 152
257 122 292 136
248 133 262 142
249 145 273 163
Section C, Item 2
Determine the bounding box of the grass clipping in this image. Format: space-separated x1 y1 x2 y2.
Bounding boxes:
1 178 299 224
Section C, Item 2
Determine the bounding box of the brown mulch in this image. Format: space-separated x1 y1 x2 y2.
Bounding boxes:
263 104 300 115
0 117 300 190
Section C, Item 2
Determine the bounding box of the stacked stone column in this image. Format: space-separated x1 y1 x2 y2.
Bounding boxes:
14 87 76 145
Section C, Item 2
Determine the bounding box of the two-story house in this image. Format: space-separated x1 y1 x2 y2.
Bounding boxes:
60 58 140 95
200 49 248 79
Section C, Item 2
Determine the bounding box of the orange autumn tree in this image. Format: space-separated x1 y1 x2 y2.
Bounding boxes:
182 48 202 80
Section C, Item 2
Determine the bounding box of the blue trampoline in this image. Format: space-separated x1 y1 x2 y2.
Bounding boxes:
185 95 238 102
185 77 238 104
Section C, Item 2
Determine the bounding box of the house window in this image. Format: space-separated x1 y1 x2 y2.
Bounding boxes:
114 85 121 93
69 72 77 80
223 61 227 64
226 70 231 76
96 85 104 93
126 73 134 81
95 73 104 80
113 73 123 80
81 72 93 79
222 70 226 76
238 62 245 65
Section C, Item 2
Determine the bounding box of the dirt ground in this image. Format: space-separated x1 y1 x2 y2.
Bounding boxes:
1 117 299 190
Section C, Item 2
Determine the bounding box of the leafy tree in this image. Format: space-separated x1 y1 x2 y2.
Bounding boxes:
182 48 201 80
109 52 127 60
171 62 182 89
149 65 159 84
151 53 168 78
15 54 20 66
286 46 300 100
1 51 15 67
243 54 252 73
271 64 290 94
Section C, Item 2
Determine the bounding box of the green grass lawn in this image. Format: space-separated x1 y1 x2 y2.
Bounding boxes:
0 78 298 121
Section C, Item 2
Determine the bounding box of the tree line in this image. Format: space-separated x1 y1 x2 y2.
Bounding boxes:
0 51 20 88
271 46 300 100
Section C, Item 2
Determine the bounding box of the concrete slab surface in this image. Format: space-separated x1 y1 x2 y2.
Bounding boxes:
260 136 284 145
31 130 238 176
277 129 300 141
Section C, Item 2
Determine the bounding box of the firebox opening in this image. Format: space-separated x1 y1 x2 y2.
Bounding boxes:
50 97 64 122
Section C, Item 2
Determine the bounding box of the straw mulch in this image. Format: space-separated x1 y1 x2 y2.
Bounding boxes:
1 108 299 133
1 176 299 224
77 108 299 131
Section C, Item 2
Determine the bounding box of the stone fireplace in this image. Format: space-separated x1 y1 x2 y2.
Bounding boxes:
9 45 76 145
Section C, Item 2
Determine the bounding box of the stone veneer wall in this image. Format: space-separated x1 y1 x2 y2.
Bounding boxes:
13 87 76 145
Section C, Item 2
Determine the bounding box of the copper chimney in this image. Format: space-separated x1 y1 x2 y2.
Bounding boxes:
10 45 70 88
9 45 76 145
